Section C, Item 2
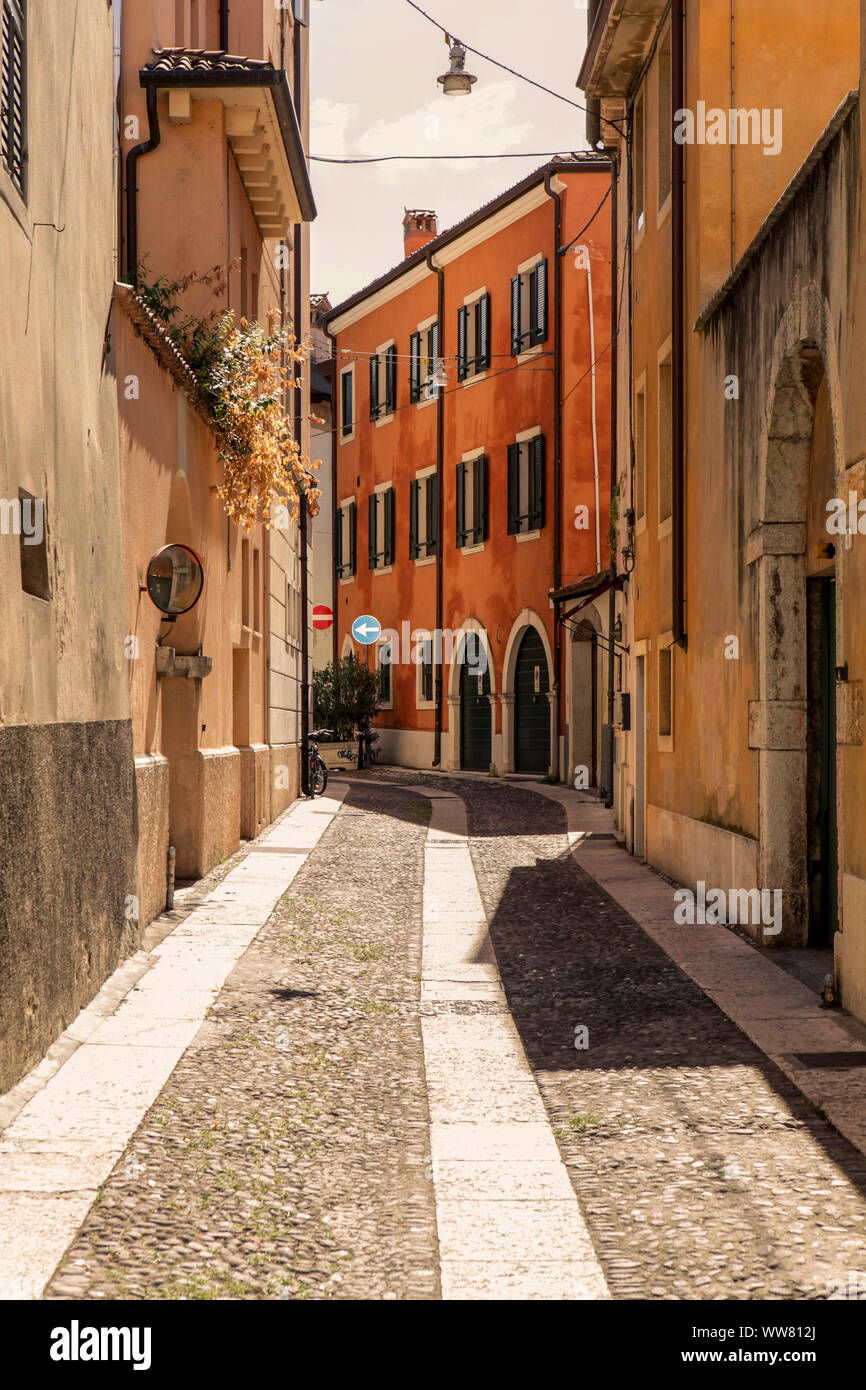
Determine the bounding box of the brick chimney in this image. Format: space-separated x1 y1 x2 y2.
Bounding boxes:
403 209 438 259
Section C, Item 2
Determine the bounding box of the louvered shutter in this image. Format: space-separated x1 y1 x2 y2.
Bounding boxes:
457 305 469 381
334 507 343 576
1 0 25 197
530 434 546 530
384 487 395 565
507 443 520 534
409 479 420 559
478 294 491 371
510 275 521 354
430 322 440 391
369 355 379 421
426 474 438 554
348 501 356 575
474 456 488 544
386 345 397 413
531 259 548 345
341 371 353 437
455 462 466 547
409 332 421 402
368 493 377 568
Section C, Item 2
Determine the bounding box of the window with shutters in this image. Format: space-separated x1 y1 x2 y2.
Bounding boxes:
409 468 438 561
376 638 393 708
635 384 646 522
417 635 435 707
657 27 672 211
339 365 355 441
507 433 546 536
455 454 488 550
369 340 397 422
1 0 26 200
458 291 491 381
334 499 356 580
658 351 672 525
368 485 395 571
410 319 440 403
634 89 646 235
510 258 547 355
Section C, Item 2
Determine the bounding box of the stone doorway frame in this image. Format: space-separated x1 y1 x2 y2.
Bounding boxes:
747 280 844 946
444 618 498 772
500 609 555 775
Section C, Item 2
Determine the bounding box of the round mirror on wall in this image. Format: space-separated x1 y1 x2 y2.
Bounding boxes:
145 544 204 617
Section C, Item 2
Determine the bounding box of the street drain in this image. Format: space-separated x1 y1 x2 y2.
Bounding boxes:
792 1051 866 1068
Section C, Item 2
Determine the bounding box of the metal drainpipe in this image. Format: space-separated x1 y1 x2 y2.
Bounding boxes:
293 21 311 794
672 0 687 648
125 84 160 285
322 320 339 670
544 170 562 783
605 152 619 808
427 247 445 768
220 1 230 51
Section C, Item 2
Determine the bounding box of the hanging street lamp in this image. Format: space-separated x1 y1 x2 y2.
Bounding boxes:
437 35 477 96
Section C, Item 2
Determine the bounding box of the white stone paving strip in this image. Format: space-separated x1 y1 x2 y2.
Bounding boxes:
0 786 347 1300
410 785 609 1301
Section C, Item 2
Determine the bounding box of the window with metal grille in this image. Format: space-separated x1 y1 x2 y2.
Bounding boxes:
510 260 547 355
458 293 491 380
507 435 545 535
1 0 25 198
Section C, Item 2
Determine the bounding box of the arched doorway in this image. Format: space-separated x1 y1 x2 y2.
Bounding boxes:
459 656 491 770
753 314 841 948
514 628 550 772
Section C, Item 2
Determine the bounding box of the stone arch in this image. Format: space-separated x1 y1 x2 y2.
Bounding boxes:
500 609 554 775
444 618 497 771
750 279 843 946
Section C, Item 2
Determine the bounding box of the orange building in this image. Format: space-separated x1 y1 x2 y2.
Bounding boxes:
116 0 315 918
324 159 613 780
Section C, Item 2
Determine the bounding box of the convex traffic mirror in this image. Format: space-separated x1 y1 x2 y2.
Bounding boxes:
145 543 204 617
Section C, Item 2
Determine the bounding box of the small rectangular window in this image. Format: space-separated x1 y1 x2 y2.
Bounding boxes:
368 488 395 570
378 642 392 704
335 500 356 578
409 473 438 559
456 456 487 548
510 262 547 355
458 294 491 380
421 639 434 703
659 646 672 737
658 357 672 523
18 490 49 600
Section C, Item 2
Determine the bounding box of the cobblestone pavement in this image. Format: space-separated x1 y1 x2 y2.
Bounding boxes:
45 782 439 1301
38 773 866 1299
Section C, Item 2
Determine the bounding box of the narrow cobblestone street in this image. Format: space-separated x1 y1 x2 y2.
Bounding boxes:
1 776 863 1301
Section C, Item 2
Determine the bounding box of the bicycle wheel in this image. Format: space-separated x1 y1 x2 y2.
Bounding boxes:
312 759 328 796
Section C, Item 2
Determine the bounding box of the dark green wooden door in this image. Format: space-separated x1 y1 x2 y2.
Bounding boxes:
460 659 491 770
515 628 550 773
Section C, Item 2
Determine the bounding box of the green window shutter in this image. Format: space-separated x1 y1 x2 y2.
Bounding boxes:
368 493 377 568
410 332 421 402
369 354 379 421
457 305 468 381
384 487 395 565
409 479 420 559
455 462 466 547
348 501 356 575
334 506 343 575
386 345 397 413
422 642 433 702
474 455 488 544
426 473 438 555
530 434 546 530
510 275 521 354
507 443 520 534
478 294 491 370
430 321 440 376
531 258 548 345
341 371 353 436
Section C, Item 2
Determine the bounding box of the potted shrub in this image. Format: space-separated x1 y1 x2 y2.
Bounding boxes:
313 655 382 770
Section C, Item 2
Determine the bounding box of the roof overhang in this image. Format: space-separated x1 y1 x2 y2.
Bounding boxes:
578 0 669 100
140 63 316 236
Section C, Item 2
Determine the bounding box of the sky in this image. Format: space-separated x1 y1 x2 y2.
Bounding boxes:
308 0 593 306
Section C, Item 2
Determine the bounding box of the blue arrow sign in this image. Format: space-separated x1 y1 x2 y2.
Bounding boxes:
352 614 381 645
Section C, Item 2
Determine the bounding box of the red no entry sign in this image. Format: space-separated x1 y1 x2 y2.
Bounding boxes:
312 605 334 631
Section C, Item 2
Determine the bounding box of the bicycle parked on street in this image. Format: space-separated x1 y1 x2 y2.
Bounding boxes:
308 733 328 796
